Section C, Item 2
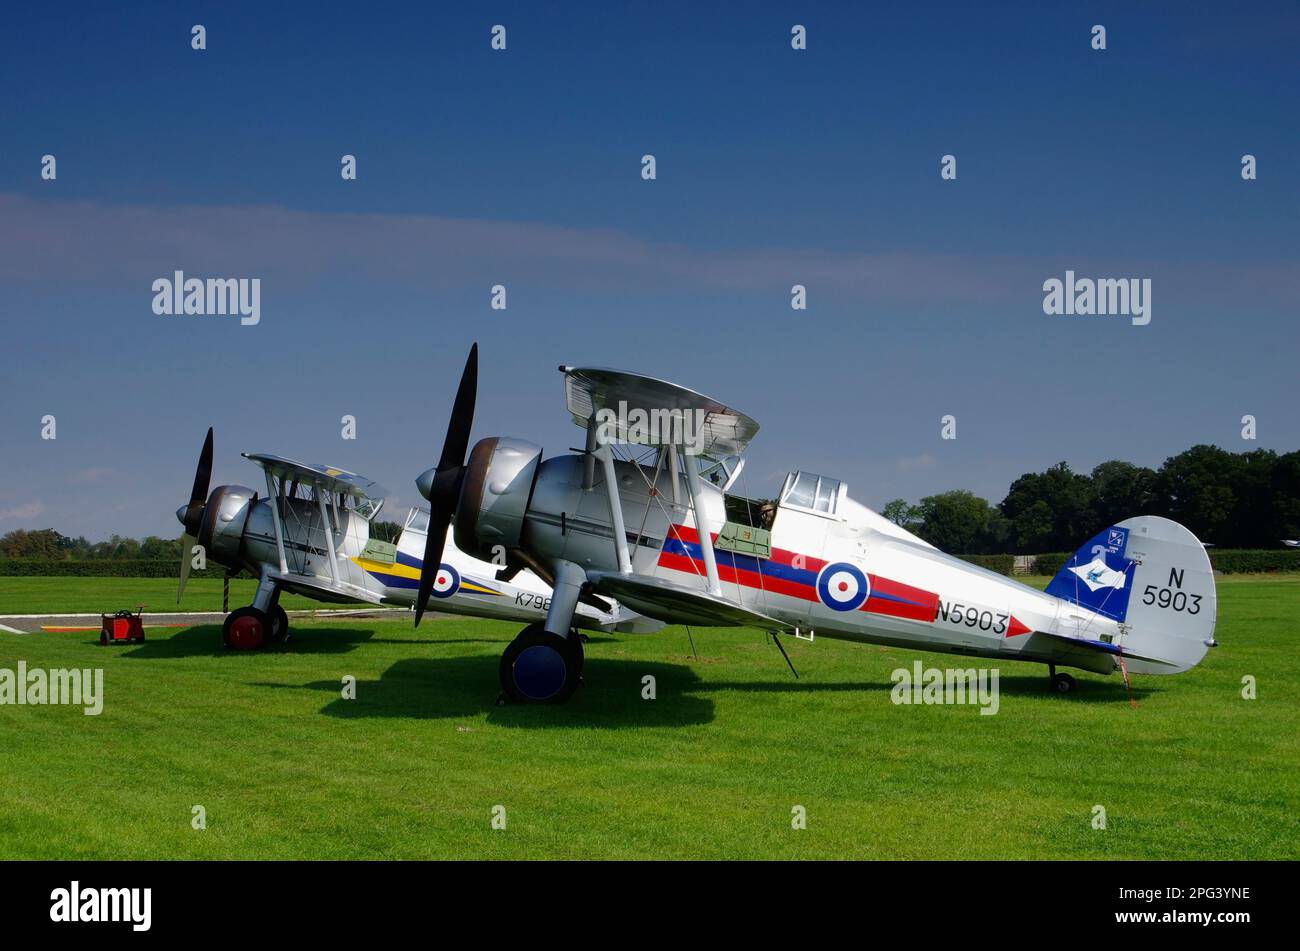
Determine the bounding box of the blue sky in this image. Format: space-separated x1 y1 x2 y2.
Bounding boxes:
2 1 1298 540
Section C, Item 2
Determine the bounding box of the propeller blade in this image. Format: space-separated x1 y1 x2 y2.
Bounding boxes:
177 533 197 604
191 427 213 505
438 343 477 472
414 508 452 627
436 345 478 472
415 344 479 628
178 428 215 602
181 427 215 536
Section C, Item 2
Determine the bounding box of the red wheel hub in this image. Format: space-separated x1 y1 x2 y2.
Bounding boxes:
228 615 265 650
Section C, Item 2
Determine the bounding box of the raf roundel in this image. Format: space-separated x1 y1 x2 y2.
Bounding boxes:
430 564 461 599
816 562 870 612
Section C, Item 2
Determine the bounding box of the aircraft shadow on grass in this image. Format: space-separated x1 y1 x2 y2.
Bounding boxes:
696 672 1155 703
362 633 619 648
119 625 374 659
245 651 1149 729
111 623 616 661
252 655 716 728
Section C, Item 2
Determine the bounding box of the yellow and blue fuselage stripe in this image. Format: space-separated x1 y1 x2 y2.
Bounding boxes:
352 550 502 596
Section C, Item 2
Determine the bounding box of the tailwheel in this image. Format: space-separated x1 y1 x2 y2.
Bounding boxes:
498 623 584 704
1049 665 1075 694
268 604 290 643
222 607 269 651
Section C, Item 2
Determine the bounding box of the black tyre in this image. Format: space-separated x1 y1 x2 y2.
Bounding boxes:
222 607 269 651
1052 672 1076 694
268 605 290 643
498 623 584 704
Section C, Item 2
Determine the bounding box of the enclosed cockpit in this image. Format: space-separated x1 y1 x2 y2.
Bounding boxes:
719 467 933 556
778 471 845 518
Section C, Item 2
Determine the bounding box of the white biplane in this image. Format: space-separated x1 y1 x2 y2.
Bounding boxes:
174 429 657 649
414 344 1219 703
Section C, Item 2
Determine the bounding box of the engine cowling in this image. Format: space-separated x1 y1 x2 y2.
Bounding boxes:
193 484 256 571
452 437 542 560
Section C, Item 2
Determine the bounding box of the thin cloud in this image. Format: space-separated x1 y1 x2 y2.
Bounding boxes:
897 453 938 472
3 193 1295 323
0 193 1020 302
0 501 47 521
67 467 115 484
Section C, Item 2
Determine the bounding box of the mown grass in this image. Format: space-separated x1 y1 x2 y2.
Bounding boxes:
0 576 1296 859
0 576 359 614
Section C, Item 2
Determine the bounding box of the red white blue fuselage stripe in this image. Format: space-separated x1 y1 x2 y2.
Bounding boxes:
658 525 939 622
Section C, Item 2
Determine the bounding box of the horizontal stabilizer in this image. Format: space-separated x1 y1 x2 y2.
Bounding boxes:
1027 628 1178 669
587 571 778 628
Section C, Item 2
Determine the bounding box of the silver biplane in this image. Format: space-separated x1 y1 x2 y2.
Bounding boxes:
415 344 1219 703
174 429 656 649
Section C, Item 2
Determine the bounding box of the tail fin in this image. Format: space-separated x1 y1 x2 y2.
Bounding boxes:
1046 516 1217 674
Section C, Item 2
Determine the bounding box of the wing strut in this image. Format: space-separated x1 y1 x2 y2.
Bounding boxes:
594 442 634 575
682 450 722 596
582 417 598 490
667 445 681 506
316 490 340 584
264 471 288 573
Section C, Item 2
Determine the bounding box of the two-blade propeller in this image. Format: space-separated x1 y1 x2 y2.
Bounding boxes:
176 427 214 603
414 344 478 627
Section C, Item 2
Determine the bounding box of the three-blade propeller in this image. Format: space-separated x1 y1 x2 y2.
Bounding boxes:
176 427 214 603
414 344 478 626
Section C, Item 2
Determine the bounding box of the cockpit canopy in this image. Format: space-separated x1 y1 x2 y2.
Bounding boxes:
779 471 845 517
404 506 432 535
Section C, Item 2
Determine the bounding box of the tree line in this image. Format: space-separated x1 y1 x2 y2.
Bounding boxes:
883 445 1299 554
0 521 405 561
2 445 1297 558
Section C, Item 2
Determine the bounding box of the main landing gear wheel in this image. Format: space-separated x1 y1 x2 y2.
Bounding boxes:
223 607 269 651
498 623 584 704
1049 664 1076 694
268 605 290 643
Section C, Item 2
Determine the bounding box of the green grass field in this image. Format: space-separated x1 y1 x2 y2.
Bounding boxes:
0 576 359 614
1 575 1296 859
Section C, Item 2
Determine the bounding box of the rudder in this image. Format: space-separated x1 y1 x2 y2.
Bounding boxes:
1046 516 1216 674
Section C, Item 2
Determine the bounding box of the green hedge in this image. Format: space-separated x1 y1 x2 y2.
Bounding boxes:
956 554 1015 575
0 560 229 578
1032 552 1072 577
1029 549 1300 577
1208 549 1300 573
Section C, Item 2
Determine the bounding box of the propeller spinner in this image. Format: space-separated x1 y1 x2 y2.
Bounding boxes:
414 343 478 626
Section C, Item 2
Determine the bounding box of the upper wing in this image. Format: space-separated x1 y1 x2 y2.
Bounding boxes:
242 453 388 502
560 366 759 456
587 571 778 628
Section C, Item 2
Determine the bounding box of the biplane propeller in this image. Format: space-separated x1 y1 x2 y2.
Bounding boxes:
175 426 213 603
414 343 478 627
415 343 1220 705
